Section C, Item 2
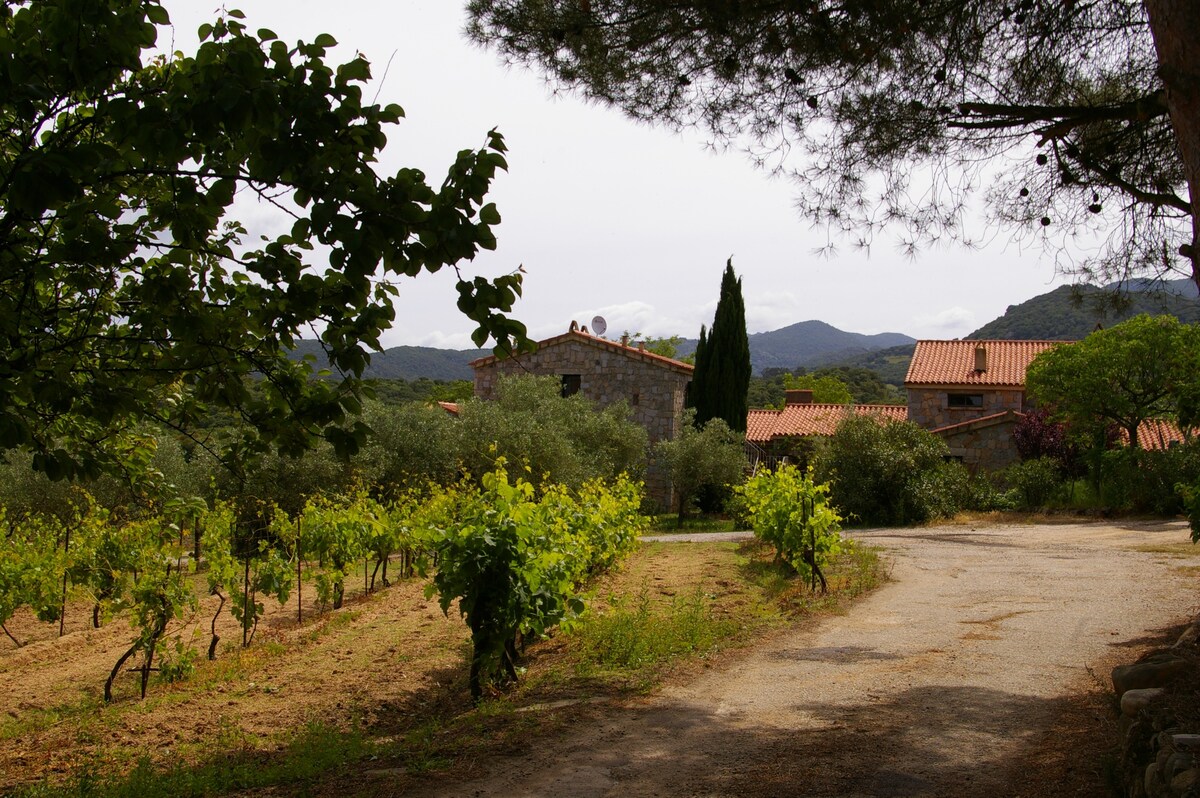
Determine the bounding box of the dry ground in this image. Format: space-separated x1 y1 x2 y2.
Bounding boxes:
3 519 1198 797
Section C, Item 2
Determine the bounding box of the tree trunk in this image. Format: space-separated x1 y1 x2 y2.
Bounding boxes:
1145 0 1200 286
104 639 140 703
2 623 22 648
209 590 225 660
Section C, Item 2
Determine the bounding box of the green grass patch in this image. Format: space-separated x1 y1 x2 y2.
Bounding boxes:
11 721 375 798
647 514 740 533
0 696 102 741
573 586 738 674
737 539 887 614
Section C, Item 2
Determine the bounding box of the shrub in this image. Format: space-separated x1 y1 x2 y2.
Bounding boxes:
655 411 748 523
454 375 649 490
1099 442 1200 515
737 465 842 587
1000 457 1066 509
813 415 962 526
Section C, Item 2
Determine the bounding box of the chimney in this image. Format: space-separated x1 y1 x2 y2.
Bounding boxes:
620 333 630 347
785 389 814 406
974 345 987 372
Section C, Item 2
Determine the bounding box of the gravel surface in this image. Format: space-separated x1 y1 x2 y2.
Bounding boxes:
398 520 1200 797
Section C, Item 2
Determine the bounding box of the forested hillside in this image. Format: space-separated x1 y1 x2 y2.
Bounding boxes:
966 283 1200 341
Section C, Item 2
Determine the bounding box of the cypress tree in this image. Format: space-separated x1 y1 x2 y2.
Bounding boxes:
688 325 709 412
690 260 750 432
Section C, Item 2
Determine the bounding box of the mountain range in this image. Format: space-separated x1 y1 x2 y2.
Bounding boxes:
291 277 1200 383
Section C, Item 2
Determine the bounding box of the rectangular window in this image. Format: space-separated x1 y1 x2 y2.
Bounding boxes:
947 393 984 408
560 374 581 398
631 390 640 406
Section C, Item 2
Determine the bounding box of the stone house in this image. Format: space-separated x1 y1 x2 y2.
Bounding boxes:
470 323 693 506
745 389 907 470
904 339 1062 472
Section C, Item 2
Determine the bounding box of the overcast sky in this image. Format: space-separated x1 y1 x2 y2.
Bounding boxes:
165 1 1073 350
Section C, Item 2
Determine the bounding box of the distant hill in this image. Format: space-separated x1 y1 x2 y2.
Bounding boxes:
809 344 917 387
966 281 1200 341
676 320 914 375
289 340 480 381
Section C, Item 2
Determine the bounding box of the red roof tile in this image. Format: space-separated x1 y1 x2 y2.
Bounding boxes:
469 329 694 374
745 404 907 443
905 340 1063 388
1134 418 1188 451
436 401 459 416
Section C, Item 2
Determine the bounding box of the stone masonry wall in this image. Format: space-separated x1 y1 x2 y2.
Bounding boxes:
939 419 1022 473
908 387 1025 430
473 339 689 444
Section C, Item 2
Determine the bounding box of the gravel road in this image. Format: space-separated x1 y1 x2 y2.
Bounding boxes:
401 520 1200 797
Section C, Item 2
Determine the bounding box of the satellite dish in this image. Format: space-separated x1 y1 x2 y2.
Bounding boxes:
591 315 607 336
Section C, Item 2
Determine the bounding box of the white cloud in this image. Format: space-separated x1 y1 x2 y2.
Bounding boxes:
910 307 977 338
744 291 805 334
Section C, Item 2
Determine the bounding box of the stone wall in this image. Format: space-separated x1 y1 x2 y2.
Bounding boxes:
1111 620 1200 798
938 416 1022 473
907 387 1025 430
473 336 692 509
474 338 689 443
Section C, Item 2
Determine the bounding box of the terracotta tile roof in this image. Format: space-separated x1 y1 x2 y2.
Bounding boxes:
1133 418 1187 451
436 401 459 416
469 329 694 374
905 340 1064 388
746 404 908 444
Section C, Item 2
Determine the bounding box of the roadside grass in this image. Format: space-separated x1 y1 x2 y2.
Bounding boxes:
8 536 887 798
1129 541 1200 556
646 514 741 533
11 721 375 798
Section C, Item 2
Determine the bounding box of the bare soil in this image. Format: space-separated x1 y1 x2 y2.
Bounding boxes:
3 519 1198 797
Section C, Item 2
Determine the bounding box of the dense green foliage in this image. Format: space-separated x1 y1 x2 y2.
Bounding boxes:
454 375 649 491
0 1 530 483
356 401 462 496
738 466 843 589
428 464 644 700
656 411 747 523
814 416 966 526
750 367 902 408
690 260 751 432
365 378 474 405
1027 315 1200 448
782 374 853 405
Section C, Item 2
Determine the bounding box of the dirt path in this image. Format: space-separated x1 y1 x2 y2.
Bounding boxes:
394 520 1200 797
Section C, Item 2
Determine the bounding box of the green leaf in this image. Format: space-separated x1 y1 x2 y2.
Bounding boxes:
479 203 501 225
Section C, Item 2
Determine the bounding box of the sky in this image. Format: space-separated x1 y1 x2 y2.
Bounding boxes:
164 1 1073 351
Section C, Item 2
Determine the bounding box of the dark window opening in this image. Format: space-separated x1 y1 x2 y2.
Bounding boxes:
947 393 983 408
561 374 581 398
631 390 640 406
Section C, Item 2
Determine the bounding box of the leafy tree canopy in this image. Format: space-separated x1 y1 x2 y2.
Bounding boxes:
750 366 901 407
1026 314 1200 448
656 410 747 524
1 1 531 481
622 332 693 363
783 373 853 405
468 0 1200 287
